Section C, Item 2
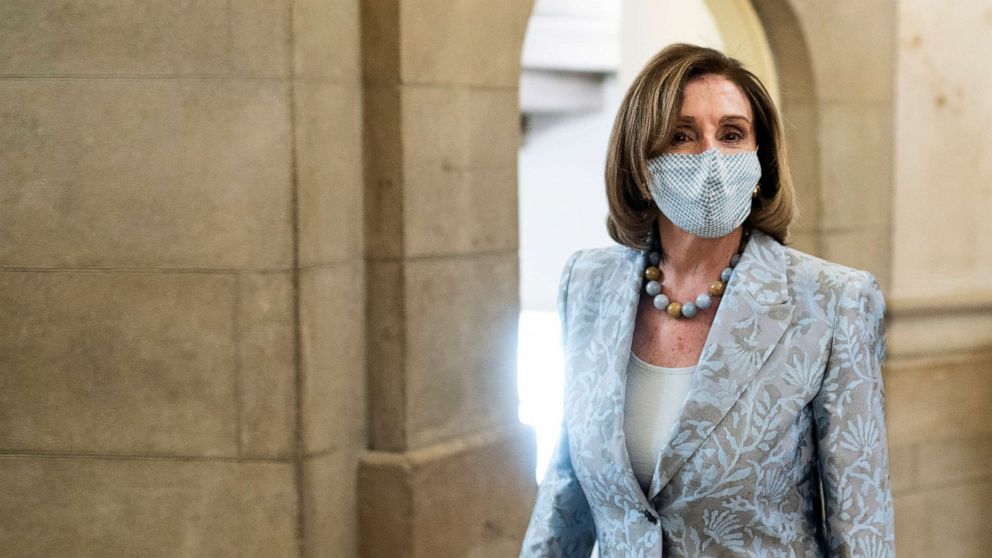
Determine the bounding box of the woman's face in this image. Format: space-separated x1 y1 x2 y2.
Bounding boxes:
664 73 757 154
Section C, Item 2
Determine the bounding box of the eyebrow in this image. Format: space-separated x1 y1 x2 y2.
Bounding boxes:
676 115 752 124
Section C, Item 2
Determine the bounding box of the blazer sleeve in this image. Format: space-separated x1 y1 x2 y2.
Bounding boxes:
811 271 896 557
519 251 596 558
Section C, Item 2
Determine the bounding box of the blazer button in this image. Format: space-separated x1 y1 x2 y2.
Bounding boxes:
642 509 658 524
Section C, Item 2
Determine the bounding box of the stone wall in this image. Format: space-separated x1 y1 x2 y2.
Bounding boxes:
0 1 364 556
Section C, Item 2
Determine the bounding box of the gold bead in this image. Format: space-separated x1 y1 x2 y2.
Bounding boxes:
666 302 682 319
644 266 661 281
709 281 726 297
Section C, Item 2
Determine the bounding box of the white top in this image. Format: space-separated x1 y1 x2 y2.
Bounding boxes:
623 351 696 493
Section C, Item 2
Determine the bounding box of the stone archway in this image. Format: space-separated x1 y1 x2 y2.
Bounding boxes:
752 0 896 285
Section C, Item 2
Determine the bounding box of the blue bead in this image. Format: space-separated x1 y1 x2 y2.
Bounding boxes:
695 293 712 309
721 267 733 282
681 302 697 318
653 294 669 310
645 281 661 296
649 252 661 266
730 254 741 267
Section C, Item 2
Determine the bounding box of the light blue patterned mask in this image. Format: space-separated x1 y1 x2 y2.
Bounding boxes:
646 148 761 238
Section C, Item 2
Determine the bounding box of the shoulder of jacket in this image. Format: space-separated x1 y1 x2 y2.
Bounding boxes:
781 243 884 322
782 243 877 286
567 244 633 272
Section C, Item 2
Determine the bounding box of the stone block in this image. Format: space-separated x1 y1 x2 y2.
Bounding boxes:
0 78 292 269
818 101 893 231
294 0 360 81
787 1 896 102
0 0 289 76
0 456 298 558
917 434 992 489
404 252 519 449
361 0 401 83
237 272 297 458
887 443 917 495
894 481 992 558
397 0 532 87
884 354 992 446
778 100 820 233
891 0 992 298
886 307 992 359
300 261 366 455
819 225 890 286
359 426 537 558
304 448 361 558
0 270 238 456
366 258 407 451
401 85 520 257
363 84 404 259
296 80 364 268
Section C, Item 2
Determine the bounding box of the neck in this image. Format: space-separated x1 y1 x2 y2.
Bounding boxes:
656 214 743 295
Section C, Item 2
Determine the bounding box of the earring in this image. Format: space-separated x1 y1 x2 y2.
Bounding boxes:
752 183 761 198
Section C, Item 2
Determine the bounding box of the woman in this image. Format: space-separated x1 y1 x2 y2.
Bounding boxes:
519 44 895 557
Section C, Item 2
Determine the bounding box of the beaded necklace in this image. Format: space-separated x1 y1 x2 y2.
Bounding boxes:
641 227 749 319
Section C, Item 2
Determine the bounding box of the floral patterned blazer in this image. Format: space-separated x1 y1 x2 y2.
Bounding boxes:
519 229 895 558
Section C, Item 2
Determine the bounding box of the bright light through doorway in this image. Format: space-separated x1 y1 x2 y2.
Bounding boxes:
516 309 565 482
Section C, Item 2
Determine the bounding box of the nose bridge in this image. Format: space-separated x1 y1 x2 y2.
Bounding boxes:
699 124 720 151
700 133 716 151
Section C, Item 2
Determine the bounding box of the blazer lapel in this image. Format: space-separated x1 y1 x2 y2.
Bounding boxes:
646 230 795 505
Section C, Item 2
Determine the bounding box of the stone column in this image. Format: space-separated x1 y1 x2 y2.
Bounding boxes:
0 2 300 556
358 1 538 557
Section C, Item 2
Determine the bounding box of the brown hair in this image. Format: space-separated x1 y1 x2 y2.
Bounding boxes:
605 43 797 249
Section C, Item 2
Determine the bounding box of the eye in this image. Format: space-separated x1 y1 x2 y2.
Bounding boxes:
672 129 694 144
722 128 746 142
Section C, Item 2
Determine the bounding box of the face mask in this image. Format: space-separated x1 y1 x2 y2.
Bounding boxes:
646 148 762 238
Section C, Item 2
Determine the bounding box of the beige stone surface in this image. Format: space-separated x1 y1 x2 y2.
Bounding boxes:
294 0 360 81
363 84 405 259
0 456 298 558
300 261 366 455
361 0 401 83
886 305 992 359
916 434 992 489
0 270 239 456
0 0 289 76
398 0 531 87
894 481 992 558
404 252 520 449
892 0 992 300
0 78 293 269
819 224 890 284
304 448 361 558
817 100 893 231
884 354 992 446
778 101 820 237
405 162 518 258
784 229 818 257
786 1 896 102
237 272 297 458
751 1 815 104
366 258 408 451
402 85 520 257
359 426 536 558
296 80 364 267
887 443 917 495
